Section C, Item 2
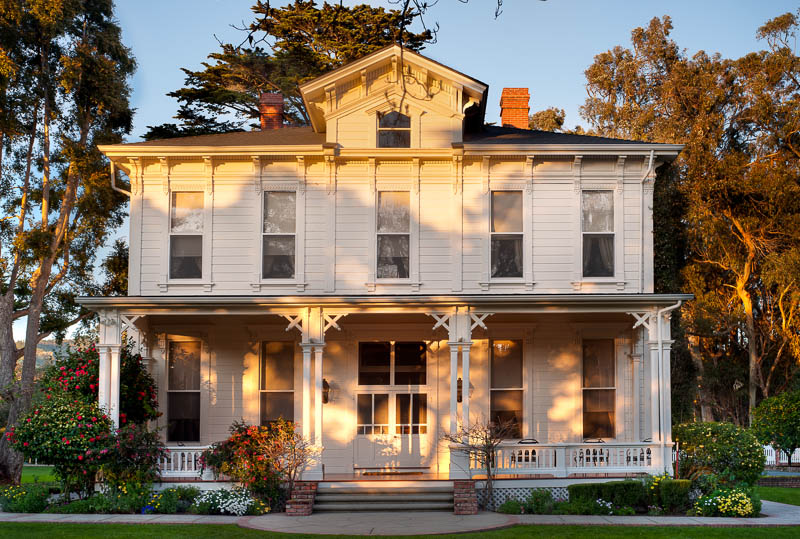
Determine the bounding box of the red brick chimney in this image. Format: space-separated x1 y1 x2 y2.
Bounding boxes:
500 88 530 129
259 92 284 130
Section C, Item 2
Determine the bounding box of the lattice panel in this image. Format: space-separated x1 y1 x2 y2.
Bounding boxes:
477 487 569 511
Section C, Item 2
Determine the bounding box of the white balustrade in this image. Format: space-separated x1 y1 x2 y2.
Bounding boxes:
159 446 210 479
467 442 664 477
763 445 800 466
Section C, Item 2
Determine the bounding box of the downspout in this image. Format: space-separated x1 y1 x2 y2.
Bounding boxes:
657 300 682 471
639 150 655 293
110 161 131 198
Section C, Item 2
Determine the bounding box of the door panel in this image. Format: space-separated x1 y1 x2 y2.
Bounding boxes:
354 392 430 469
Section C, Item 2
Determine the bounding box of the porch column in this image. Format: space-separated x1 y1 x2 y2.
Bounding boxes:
448 342 459 435
314 345 324 447
108 346 121 427
300 343 314 441
461 343 471 435
646 316 663 471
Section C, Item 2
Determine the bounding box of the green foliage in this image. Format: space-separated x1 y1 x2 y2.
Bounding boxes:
692 487 760 517
528 107 566 132
659 479 691 512
497 499 524 514
523 489 556 514
145 489 179 514
674 422 765 485
8 395 114 497
0 484 50 513
752 390 800 464
100 423 167 488
145 0 433 138
568 480 646 509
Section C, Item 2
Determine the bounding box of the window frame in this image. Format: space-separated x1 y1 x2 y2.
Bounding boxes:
489 190 525 280
167 191 206 283
357 341 428 387
258 340 296 427
489 339 524 439
376 111 412 148
165 338 204 444
261 191 297 281
368 188 420 290
580 338 617 441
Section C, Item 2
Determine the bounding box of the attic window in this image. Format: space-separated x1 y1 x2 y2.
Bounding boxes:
377 111 411 148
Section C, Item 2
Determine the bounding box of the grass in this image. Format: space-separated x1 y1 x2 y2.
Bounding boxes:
20 465 55 484
0 524 799 538
757 486 800 506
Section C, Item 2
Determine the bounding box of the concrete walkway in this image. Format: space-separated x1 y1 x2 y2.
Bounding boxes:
0 500 798 535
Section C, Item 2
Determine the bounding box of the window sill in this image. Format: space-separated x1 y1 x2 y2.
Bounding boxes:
366 279 421 292
252 280 307 293
479 279 535 291
158 280 214 293
571 279 625 292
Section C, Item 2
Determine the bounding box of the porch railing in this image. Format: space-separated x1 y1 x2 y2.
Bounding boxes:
763 445 800 466
468 442 666 477
160 446 211 479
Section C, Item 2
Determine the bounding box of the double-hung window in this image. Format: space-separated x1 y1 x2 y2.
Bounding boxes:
377 111 411 148
260 341 294 426
582 191 614 277
167 341 201 442
262 191 296 279
582 339 616 439
490 339 523 438
377 191 410 279
490 191 523 278
169 192 203 279
358 341 427 385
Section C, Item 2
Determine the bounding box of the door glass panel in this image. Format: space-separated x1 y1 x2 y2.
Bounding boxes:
260 341 294 390
490 390 523 438
260 392 293 426
168 341 201 390
413 394 427 434
357 394 372 434
357 394 389 435
396 393 427 434
167 392 200 442
358 342 391 385
374 394 389 430
394 342 426 385
396 394 410 426
583 389 615 438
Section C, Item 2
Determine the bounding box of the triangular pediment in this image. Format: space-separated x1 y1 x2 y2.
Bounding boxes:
300 45 487 133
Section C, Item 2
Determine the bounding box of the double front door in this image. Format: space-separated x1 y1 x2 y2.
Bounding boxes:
354 391 431 469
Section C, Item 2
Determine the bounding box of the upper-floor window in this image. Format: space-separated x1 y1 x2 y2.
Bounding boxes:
169 192 203 279
377 191 410 279
582 190 614 277
491 191 523 278
377 111 411 148
263 191 296 279
582 339 615 439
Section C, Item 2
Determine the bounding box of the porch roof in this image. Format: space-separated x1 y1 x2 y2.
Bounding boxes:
77 293 692 315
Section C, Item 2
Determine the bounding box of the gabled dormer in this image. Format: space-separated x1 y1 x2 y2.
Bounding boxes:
299 45 488 148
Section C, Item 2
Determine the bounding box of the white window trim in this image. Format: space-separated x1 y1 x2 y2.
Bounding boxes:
366 187 420 292
376 112 412 149
252 184 306 292
572 183 625 291
161 189 213 293
163 335 209 445
579 336 619 442
480 186 533 291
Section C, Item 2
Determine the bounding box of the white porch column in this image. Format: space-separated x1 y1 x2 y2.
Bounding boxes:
461 343 471 435
314 345 324 447
98 346 110 415
448 342 459 435
646 315 663 471
108 346 121 427
300 343 313 441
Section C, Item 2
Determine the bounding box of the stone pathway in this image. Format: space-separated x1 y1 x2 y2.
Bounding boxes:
0 500 798 535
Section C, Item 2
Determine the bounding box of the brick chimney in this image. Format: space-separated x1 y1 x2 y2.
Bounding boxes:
259 92 284 130
500 88 530 129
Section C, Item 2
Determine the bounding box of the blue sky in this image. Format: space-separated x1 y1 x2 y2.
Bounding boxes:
116 0 799 140
15 0 799 341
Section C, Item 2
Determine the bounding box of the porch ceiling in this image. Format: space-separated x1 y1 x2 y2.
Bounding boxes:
77 293 692 316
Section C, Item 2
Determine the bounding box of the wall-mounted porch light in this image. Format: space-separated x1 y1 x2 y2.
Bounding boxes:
322 378 331 404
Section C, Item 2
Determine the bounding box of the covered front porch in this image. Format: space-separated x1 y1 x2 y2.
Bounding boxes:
79 293 689 483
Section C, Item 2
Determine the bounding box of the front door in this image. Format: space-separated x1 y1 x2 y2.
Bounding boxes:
355 391 430 469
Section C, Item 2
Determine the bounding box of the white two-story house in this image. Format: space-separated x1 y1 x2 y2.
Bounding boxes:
81 45 688 487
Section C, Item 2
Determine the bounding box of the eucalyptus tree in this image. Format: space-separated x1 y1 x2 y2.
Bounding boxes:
0 0 134 482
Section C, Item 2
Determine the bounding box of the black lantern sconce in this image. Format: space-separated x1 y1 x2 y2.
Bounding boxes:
322 378 331 404
457 377 463 403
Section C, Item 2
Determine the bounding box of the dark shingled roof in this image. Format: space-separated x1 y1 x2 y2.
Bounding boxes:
121 126 325 147
464 125 652 145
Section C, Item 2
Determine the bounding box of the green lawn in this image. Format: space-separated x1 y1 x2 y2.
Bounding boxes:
20 465 55 484
0 524 798 538
758 486 800 506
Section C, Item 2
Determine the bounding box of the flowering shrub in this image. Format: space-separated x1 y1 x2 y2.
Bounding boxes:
8 395 113 497
188 488 269 516
691 487 760 517
100 423 167 487
142 489 179 514
201 419 314 507
0 484 50 513
673 422 764 485
40 343 158 424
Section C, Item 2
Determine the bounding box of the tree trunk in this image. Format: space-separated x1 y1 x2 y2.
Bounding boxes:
0 297 22 483
687 335 714 421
